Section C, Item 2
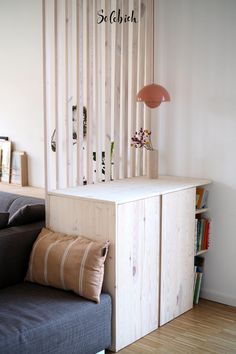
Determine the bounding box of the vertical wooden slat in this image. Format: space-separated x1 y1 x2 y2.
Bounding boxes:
82 0 88 183
127 0 139 177
127 0 134 178
93 0 98 183
143 0 153 175
110 0 116 181
54 0 59 188
104 0 111 182
113 0 121 181
66 0 74 187
42 0 48 198
95 0 102 183
76 0 83 185
43 0 56 191
64 0 68 187
87 0 94 184
119 0 129 179
71 0 77 187
56 0 67 189
100 0 106 182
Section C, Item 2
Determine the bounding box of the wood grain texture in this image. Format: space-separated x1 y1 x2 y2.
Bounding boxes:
48 194 117 347
160 188 196 326
48 193 160 352
109 299 236 354
76 0 83 186
116 197 160 350
50 176 211 204
56 0 67 189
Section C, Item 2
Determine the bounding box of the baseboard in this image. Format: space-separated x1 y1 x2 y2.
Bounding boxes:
201 288 236 307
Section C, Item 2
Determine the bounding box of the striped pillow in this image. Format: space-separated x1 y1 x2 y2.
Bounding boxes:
25 228 109 303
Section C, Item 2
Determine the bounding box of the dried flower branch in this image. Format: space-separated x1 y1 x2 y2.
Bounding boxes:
131 128 154 151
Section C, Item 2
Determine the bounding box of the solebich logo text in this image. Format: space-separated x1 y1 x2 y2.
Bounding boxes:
97 9 138 24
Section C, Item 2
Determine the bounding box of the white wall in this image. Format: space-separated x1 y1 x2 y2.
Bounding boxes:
155 0 236 306
0 0 44 188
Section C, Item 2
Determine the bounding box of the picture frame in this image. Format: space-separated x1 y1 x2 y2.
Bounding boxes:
0 140 11 183
10 151 28 186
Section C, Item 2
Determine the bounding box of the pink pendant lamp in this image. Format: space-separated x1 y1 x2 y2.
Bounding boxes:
137 83 170 108
136 2 170 108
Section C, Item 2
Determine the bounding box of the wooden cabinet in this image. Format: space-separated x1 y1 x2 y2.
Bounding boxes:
48 193 160 352
47 176 210 351
160 188 196 326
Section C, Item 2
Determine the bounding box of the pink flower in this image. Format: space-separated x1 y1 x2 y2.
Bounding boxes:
131 128 153 151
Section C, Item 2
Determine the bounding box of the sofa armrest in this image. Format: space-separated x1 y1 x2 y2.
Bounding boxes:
0 221 44 289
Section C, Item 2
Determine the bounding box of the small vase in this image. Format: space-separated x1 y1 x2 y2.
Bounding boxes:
147 149 159 179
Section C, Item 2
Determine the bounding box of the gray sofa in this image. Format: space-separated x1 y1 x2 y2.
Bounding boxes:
0 191 112 354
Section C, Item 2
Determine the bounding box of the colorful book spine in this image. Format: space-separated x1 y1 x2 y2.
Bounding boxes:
195 218 210 253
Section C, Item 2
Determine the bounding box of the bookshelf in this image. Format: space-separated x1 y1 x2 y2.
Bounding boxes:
194 186 211 304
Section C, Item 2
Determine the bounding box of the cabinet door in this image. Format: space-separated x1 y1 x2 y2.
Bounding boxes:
160 188 195 326
116 196 160 351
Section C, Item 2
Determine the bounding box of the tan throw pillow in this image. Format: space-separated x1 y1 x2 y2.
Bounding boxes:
25 228 109 303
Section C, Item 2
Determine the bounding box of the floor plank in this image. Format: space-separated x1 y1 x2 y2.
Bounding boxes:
108 299 236 354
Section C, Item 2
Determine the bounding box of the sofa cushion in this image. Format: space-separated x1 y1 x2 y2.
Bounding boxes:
0 221 45 289
8 204 45 227
25 228 109 303
0 282 111 354
0 212 9 229
7 196 45 217
0 191 20 212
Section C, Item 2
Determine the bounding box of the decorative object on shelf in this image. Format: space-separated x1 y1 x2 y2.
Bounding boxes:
0 140 11 183
131 128 153 151
147 149 159 179
10 151 28 186
136 1 170 108
131 128 158 178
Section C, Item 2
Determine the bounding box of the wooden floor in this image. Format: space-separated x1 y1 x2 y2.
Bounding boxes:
109 299 236 354
0 182 45 199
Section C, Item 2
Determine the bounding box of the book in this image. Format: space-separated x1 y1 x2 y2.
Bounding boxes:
195 218 210 253
193 272 203 304
193 257 204 304
196 187 209 209
196 187 204 209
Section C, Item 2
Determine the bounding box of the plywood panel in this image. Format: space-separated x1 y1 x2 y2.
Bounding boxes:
160 188 196 326
116 196 160 350
48 195 117 347
48 195 116 290
76 0 84 186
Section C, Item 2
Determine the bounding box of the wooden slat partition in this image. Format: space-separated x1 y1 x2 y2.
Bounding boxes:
43 0 153 190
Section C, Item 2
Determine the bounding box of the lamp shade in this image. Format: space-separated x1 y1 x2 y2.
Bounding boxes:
136 83 170 108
